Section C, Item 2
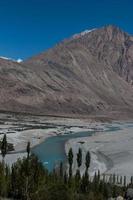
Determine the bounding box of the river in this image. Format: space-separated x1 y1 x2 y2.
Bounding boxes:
32 122 124 171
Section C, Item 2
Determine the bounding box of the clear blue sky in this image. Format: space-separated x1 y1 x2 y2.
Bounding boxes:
0 0 133 60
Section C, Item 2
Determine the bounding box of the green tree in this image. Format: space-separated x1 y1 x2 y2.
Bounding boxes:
26 141 30 159
10 154 46 200
131 176 133 185
64 171 68 184
75 169 81 181
1 134 7 162
85 151 91 172
120 176 122 185
93 172 99 192
0 162 8 197
117 175 119 184
0 142 127 200
75 169 81 190
77 148 82 168
98 170 100 183
80 170 89 193
26 142 31 200
0 135 8 197
124 176 126 187
59 161 63 177
47 183 71 200
113 174 116 184
68 148 73 178
74 169 81 193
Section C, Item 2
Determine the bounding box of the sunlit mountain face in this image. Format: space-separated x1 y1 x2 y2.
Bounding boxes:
0 25 133 119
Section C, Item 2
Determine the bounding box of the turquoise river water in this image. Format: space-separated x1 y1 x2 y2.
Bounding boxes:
31 122 128 171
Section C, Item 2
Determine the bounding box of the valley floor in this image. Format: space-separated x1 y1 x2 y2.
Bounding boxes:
0 113 101 166
0 113 133 183
65 124 133 183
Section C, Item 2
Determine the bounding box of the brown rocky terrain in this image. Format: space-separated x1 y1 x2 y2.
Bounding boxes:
0 25 133 119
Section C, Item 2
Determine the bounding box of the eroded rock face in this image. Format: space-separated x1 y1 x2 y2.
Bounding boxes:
0 25 133 118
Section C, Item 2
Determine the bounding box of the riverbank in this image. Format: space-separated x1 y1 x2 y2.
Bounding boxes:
1 112 133 181
65 125 133 182
0 114 106 166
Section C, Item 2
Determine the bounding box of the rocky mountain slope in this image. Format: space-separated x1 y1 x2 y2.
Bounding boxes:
0 25 133 119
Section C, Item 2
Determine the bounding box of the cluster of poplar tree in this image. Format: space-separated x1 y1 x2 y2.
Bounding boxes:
0 134 130 200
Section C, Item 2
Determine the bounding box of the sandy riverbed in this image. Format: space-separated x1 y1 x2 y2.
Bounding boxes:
1 112 133 182
0 114 104 166
65 125 133 182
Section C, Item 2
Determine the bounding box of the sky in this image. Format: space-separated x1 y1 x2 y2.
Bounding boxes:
0 0 133 60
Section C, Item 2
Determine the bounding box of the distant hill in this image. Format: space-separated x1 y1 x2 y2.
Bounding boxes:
1 25 133 119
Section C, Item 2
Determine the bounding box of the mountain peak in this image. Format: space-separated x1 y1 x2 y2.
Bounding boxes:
104 24 120 29
72 28 96 39
102 24 127 35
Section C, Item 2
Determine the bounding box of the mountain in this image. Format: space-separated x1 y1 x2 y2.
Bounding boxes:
1 25 133 119
0 56 23 63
